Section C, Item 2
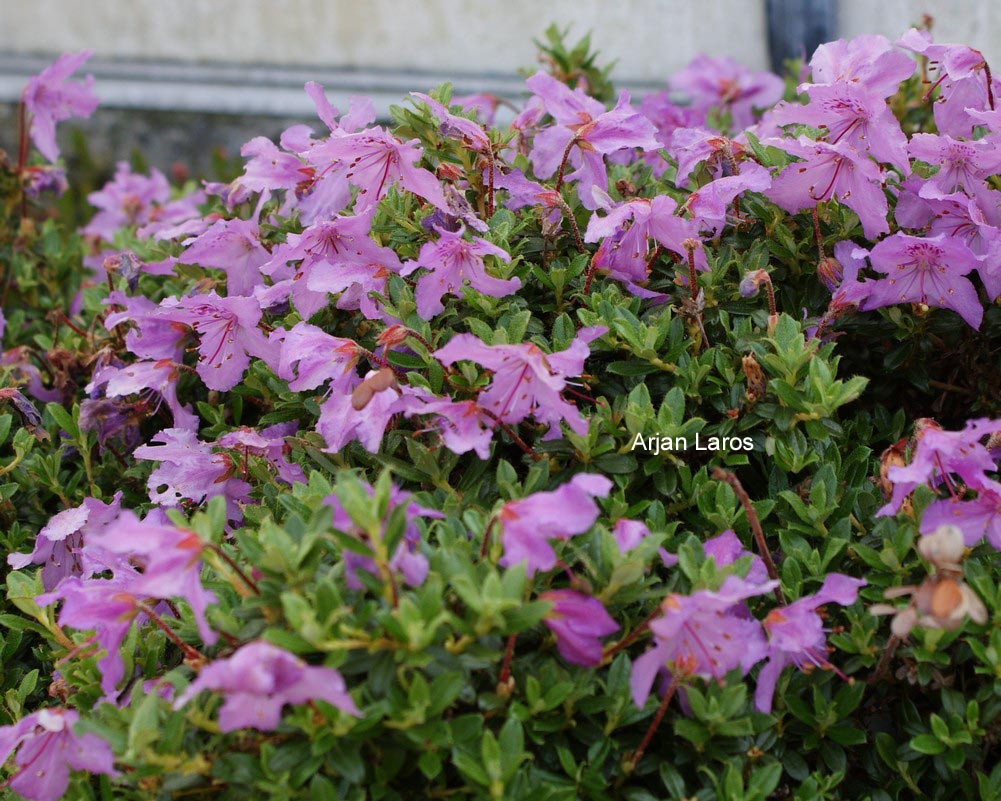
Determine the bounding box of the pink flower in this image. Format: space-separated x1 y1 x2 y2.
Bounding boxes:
434 326 607 440
526 72 659 209
497 473 612 575
807 34 915 98
83 162 171 242
402 227 519 319
134 428 252 521
767 136 889 240
22 51 98 163
541 590 619 666
174 641 358 732
755 574 865 713
180 218 270 297
630 576 777 708
859 233 983 329
670 55 783 130
162 292 277 392
0 708 116 801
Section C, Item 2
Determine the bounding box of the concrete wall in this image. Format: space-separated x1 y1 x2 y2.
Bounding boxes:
2 0 772 84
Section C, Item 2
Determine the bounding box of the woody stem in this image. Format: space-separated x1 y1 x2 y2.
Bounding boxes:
711 468 785 604
136 601 207 662
208 543 261 595
986 62 996 111
626 680 676 771
554 136 578 194
479 516 497 559
868 634 901 685
603 606 661 661
498 633 517 686
811 207 825 261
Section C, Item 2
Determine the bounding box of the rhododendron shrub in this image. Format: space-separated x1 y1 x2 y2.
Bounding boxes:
1 24 1000 801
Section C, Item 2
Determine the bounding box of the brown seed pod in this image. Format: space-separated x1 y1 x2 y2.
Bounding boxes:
741 353 766 406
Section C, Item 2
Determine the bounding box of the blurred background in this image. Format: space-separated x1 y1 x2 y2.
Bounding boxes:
2 0 1000 176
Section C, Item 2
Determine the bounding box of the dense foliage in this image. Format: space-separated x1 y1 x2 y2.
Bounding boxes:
1 24 1000 801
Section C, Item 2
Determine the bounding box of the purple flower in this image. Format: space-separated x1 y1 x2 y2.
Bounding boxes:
920 487 1001 551
630 576 777 708
880 418 1001 515
93 511 219 647
526 72 659 209
0 708 116 801
86 359 198 432
174 641 358 732
770 82 909 172
217 423 305 486
410 92 491 153
670 55 784 130
273 322 361 392
767 136 889 240
907 133 1001 201
7 493 123 590
541 590 618 666
897 28 999 137
162 292 277 392
325 483 441 591
37 575 142 698
309 128 449 212
808 34 915 98
403 396 494 459
434 326 606 440
401 227 519 319
612 519 651 553
134 428 252 521
584 194 705 288
261 210 402 320
180 218 270 297
497 473 612 575
316 373 429 454
703 529 769 585
859 233 983 329
21 51 98 163
102 292 186 362
83 162 171 242
755 574 865 713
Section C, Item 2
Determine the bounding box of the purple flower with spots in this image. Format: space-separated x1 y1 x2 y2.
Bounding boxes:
180 218 270 297
134 427 252 521
907 133 1001 202
630 575 777 708
7 493 124 590
526 71 659 209
920 486 1001 551
0 708 116 801
755 574 865 713
163 292 277 392
174 641 358 732
767 136 889 240
859 233 983 329
541 590 619 666
807 34 915 98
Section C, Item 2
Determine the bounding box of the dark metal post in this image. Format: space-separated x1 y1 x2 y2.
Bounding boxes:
765 0 837 73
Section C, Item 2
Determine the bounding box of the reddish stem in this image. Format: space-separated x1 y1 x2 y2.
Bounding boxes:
626 679 676 771
603 606 661 660
498 633 517 687
479 516 497 559
137 601 207 663
554 137 578 194
209 542 260 595
985 62 995 111
711 468 785 604
811 207 825 261
486 143 496 218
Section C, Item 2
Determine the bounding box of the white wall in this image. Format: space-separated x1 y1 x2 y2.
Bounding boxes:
839 0 1001 65
2 0 771 83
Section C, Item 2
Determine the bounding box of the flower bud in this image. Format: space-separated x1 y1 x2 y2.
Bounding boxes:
816 256 843 291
